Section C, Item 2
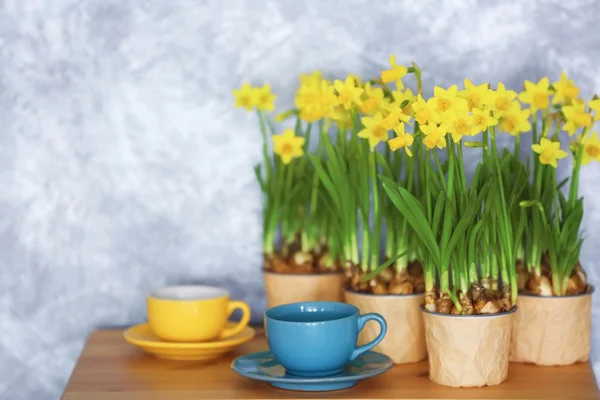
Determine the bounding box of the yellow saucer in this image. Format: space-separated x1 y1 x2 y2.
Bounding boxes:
123 322 255 361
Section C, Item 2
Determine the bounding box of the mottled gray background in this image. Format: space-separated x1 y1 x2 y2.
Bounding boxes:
1 0 600 398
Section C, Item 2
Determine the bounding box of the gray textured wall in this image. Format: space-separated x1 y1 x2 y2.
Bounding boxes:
1 0 600 398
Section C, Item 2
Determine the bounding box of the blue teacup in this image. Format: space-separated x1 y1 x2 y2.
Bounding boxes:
264 301 387 377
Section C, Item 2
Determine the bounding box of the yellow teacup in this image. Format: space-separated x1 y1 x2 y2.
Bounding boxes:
147 285 251 342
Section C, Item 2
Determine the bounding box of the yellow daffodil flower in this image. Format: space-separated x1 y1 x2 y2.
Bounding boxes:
233 83 257 111
392 88 416 115
388 123 414 156
588 98 600 121
360 83 384 115
358 112 389 149
471 108 498 135
582 132 600 165
255 84 276 112
300 70 326 89
411 95 442 125
295 84 317 110
334 76 364 110
272 129 305 164
446 106 471 143
562 100 592 136
348 73 363 88
458 79 494 111
296 81 336 122
331 106 352 131
381 54 408 84
432 85 468 121
532 137 567 168
501 103 531 136
518 77 551 113
380 100 412 130
490 82 518 118
552 72 579 104
420 122 447 150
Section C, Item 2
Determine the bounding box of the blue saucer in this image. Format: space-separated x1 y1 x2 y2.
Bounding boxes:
231 350 393 392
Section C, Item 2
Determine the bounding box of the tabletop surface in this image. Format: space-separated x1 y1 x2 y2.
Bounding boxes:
62 328 600 400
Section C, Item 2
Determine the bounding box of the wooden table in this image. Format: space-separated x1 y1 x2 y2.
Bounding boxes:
62 328 600 400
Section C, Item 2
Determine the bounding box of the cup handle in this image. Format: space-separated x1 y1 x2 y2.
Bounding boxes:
350 313 387 360
219 301 251 339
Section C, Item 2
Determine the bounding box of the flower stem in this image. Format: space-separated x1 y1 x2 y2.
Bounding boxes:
257 111 272 183
447 138 456 200
370 150 381 270
432 150 447 191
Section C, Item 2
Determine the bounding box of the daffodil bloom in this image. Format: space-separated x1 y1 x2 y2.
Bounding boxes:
360 83 384 115
446 106 471 143
588 98 600 121
295 83 318 110
272 128 305 164
531 137 567 168
296 81 336 122
300 70 326 89
432 85 468 121
411 95 442 125
255 84 276 112
380 100 412 130
582 131 600 165
562 100 592 136
233 83 257 111
388 123 414 156
331 105 352 131
471 108 498 135
501 104 531 136
489 82 518 118
348 73 363 88
381 54 408 84
420 122 447 150
458 79 494 111
334 76 364 110
358 113 389 149
518 77 551 113
392 88 416 115
552 72 580 104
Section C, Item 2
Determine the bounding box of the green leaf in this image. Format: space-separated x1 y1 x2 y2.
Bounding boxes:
432 193 446 239
464 141 488 149
443 181 492 264
557 176 570 191
381 181 441 267
360 251 409 282
253 164 266 193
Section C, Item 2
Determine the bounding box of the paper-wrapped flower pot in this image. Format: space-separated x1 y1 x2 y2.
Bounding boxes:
263 271 344 308
344 291 427 364
421 306 515 388
510 288 593 366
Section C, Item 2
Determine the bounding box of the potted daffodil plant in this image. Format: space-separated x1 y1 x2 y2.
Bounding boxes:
234 80 344 308
510 74 597 366
305 58 429 364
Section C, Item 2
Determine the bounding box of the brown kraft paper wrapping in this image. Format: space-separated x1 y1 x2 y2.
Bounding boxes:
422 308 514 388
510 291 592 366
345 291 427 364
263 271 344 308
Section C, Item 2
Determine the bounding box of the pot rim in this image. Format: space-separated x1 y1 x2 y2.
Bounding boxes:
262 269 344 276
518 284 595 299
344 289 424 299
419 304 517 318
